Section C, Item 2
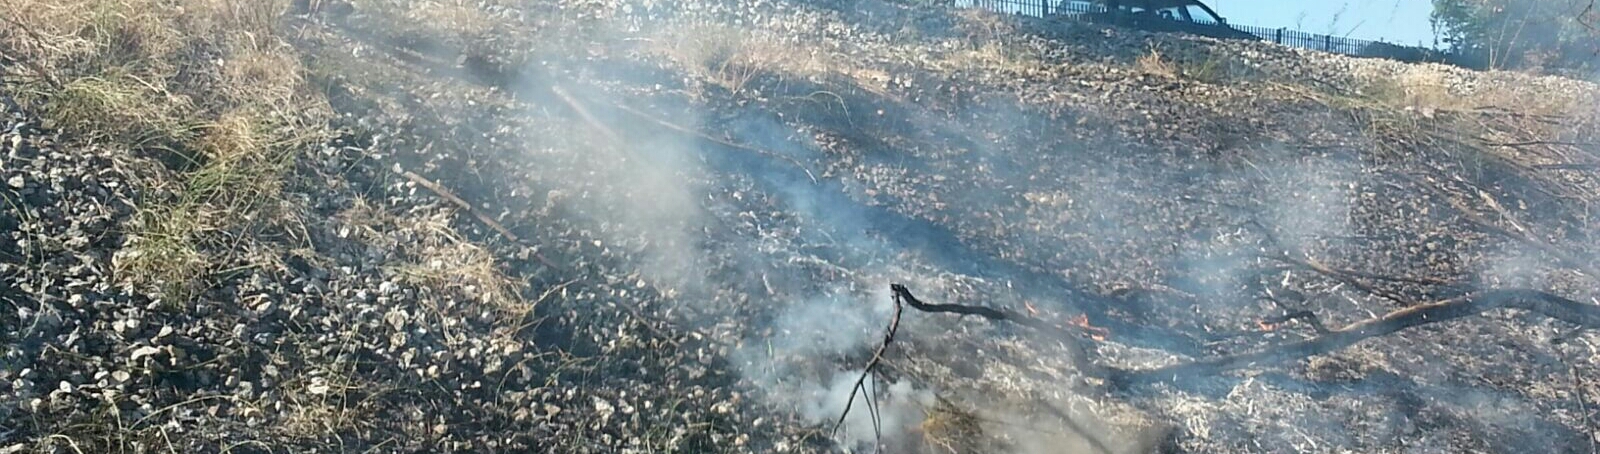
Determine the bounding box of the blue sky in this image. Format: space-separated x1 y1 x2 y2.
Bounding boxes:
1207 0 1440 47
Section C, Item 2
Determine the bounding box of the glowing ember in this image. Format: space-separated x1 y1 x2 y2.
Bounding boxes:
1069 313 1110 341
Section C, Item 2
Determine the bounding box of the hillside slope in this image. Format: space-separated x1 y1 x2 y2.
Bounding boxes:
4 1 1600 453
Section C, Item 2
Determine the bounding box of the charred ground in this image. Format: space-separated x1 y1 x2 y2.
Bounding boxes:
2 0 1599 453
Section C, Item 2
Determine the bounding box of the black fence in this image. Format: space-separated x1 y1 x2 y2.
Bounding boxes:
955 0 1466 66
1229 22 1373 55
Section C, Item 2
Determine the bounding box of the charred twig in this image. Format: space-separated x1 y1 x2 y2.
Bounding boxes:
1261 310 1328 334
1244 214 1466 291
1570 357 1599 454
609 103 818 184
1479 139 1598 149
1264 253 1413 307
1246 217 1461 312
1532 163 1600 171
1451 196 1600 279
1468 105 1569 122
890 284 1094 340
1402 172 1600 279
549 84 625 145
833 287 905 440
1283 254 1464 289
401 170 558 268
891 284 1106 380
1110 289 1600 386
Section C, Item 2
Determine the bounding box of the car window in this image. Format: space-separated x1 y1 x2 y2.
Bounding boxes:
1184 5 1220 24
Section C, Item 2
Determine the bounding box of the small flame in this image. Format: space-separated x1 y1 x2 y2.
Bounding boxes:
1257 319 1278 332
1069 313 1110 341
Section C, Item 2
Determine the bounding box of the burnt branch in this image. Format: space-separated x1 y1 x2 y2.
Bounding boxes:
1569 356 1600 454
1265 254 1465 290
833 288 905 440
890 284 1092 340
1480 139 1599 148
1405 172 1600 280
890 284 1104 381
1109 289 1600 386
609 102 819 184
1264 253 1414 306
1261 310 1329 334
549 84 625 145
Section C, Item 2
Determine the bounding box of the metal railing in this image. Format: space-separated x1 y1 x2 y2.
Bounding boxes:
1227 21 1373 55
954 0 1454 64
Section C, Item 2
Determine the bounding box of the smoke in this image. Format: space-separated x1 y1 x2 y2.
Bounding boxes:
729 282 941 448
1261 157 1357 255
324 0 1600 451
807 372 931 449
499 5 952 448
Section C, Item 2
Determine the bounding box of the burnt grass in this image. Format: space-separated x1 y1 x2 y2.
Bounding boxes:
5 0 1600 453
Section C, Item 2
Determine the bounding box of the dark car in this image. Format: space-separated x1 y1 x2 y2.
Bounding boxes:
1055 0 1261 41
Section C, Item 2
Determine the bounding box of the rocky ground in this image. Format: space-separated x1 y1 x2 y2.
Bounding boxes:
4 0 1600 453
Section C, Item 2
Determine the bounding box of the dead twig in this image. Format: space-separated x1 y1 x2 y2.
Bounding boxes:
1260 309 1329 334
890 284 1105 380
1034 401 1116 454
1109 289 1600 386
1287 255 1463 289
1570 356 1599 454
833 286 905 442
609 102 818 184
1404 172 1600 280
400 170 558 269
549 84 625 146
547 84 818 184
890 284 1098 341
1264 253 1414 307
1532 163 1600 171
1479 139 1598 149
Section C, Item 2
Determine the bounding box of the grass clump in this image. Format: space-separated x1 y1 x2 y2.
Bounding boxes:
1135 45 1179 78
25 73 202 151
1134 44 1246 84
113 202 209 302
655 23 838 96
4 0 329 300
919 396 985 454
338 197 525 314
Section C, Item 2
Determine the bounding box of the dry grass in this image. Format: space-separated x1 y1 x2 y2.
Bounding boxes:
1301 66 1600 190
919 396 984 454
339 197 526 314
1135 46 1178 78
0 0 545 451
389 234 525 312
943 40 1048 76
399 0 499 43
4 0 328 300
21 73 201 148
1355 67 1584 118
1134 44 1243 84
271 347 385 442
655 23 838 95
920 11 1057 78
